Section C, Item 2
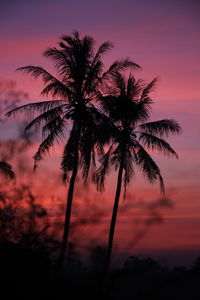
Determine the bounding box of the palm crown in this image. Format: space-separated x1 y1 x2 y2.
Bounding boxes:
93 71 181 275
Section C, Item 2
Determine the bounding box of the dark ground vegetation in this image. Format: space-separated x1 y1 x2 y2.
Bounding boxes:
0 201 200 300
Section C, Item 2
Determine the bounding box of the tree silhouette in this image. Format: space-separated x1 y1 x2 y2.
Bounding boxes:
0 161 15 180
93 72 182 274
6 32 140 267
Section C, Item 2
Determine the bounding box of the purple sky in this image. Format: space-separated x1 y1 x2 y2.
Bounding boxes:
0 0 200 265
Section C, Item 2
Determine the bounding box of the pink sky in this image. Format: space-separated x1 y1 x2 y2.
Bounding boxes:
0 0 200 265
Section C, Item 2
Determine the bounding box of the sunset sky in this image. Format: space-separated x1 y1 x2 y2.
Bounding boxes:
0 0 200 266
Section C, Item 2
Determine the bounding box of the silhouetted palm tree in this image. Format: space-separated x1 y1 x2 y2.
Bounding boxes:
6 32 140 267
0 161 15 180
93 72 181 273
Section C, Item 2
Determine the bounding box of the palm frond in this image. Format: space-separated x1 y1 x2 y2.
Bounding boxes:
40 82 72 99
43 47 68 66
110 144 123 170
136 144 165 193
33 117 65 169
127 77 145 100
140 77 158 100
43 47 76 81
83 61 103 96
93 41 113 65
92 146 113 191
6 100 66 117
138 119 182 137
123 149 135 199
135 97 152 122
16 66 69 90
79 128 94 181
139 132 178 158
24 105 66 134
42 116 66 139
111 72 126 95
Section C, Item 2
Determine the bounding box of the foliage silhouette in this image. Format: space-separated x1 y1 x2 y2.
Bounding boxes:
0 174 199 300
93 72 182 274
0 161 15 180
6 31 140 267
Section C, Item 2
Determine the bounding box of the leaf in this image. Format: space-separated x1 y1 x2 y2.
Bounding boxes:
139 119 182 137
139 132 178 158
6 100 66 117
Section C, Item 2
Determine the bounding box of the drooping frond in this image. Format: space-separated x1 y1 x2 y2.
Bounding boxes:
43 47 75 80
6 100 66 117
40 82 72 99
139 132 178 158
123 149 135 199
33 117 65 169
136 144 165 193
138 119 182 137
42 116 66 139
0 161 15 180
140 77 158 100
80 128 94 181
92 145 113 191
135 96 153 122
80 105 115 181
110 144 124 170
16 66 71 97
24 104 66 134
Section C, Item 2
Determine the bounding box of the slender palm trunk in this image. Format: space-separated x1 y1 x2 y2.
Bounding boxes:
103 160 124 275
58 131 80 268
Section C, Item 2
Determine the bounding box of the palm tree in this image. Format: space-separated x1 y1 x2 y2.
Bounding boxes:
6 32 140 267
93 72 182 274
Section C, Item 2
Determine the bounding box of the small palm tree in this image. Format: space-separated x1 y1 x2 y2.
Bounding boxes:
6 32 140 267
93 72 182 273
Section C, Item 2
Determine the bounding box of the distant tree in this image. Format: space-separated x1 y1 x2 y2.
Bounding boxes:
6 31 140 267
0 161 15 180
93 72 181 273
0 80 28 122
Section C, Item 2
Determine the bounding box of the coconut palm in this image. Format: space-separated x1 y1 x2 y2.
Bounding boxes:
93 72 182 273
6 32 140 267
